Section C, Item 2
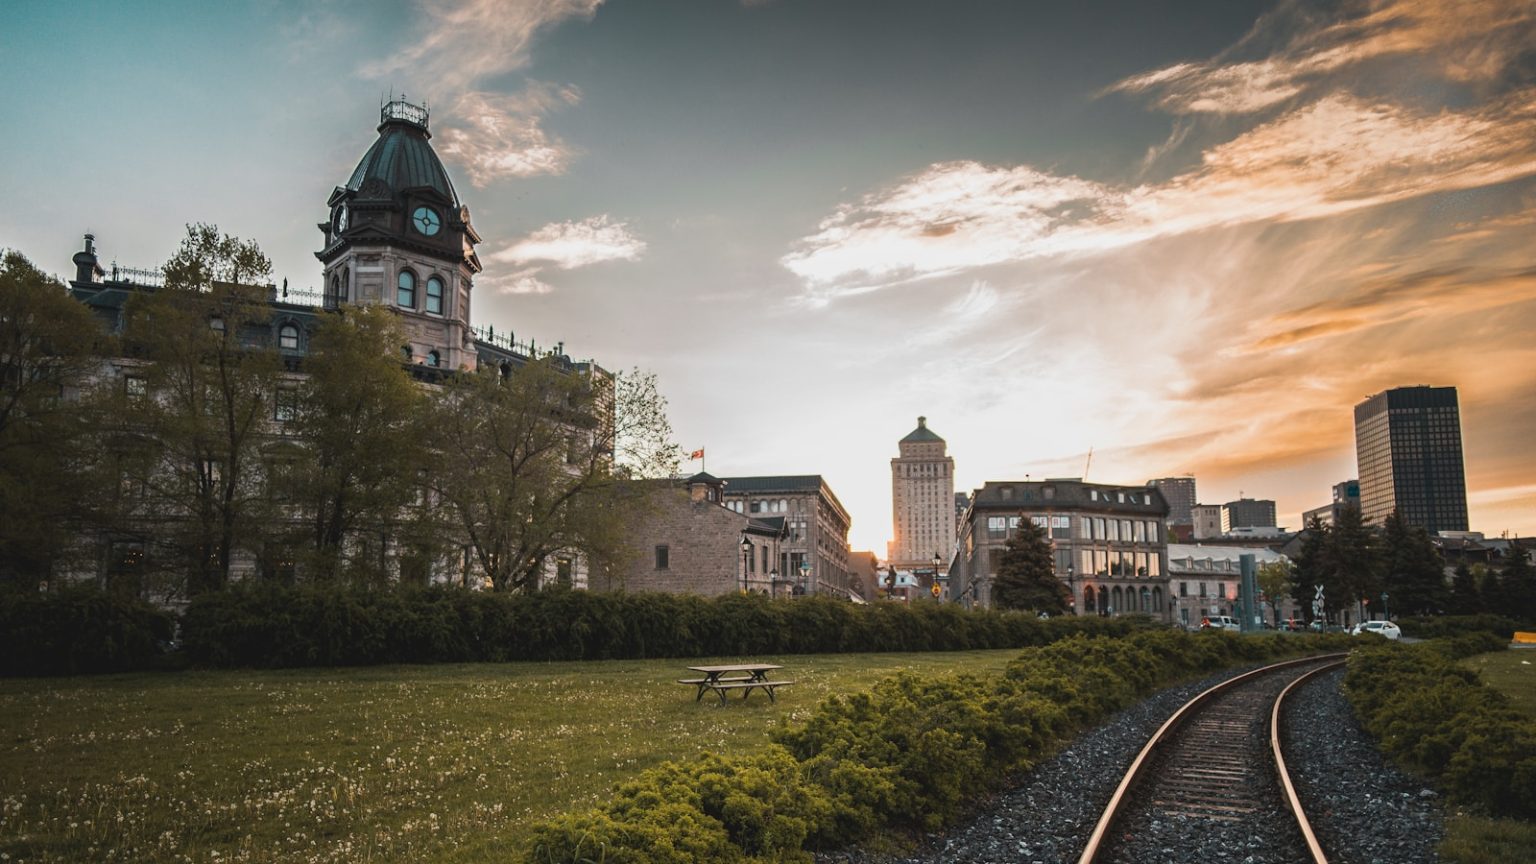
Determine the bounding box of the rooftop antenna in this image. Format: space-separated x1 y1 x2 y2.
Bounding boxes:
1083 446 1093 481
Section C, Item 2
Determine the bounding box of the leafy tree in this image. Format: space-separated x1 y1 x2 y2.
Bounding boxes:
1255 559 1294 627
1379 510 1449 616
284 305 426 581
0 251 102 586
991 517 1067 614
429 359 676 592
117 224 278 595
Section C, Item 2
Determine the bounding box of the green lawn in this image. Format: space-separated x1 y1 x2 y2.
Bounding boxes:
1460 647 1536 718
0 650 1019 862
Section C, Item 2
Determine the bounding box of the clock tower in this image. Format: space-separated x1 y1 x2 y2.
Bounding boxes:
317 96 483 370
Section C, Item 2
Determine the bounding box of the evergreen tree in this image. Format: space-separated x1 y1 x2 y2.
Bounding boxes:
1449 563 1481 615
1476 564 1501 611
1290 519 1329 623
1380 510 1449 616
1500 540 1536 622
1321 505 1381 622
991 517 1067 614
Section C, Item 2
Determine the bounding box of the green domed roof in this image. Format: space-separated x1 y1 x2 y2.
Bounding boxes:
345 100 459 206
901 416 944 443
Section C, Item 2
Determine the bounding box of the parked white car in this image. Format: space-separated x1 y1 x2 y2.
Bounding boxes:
1200 615 1240 632
1350 620 1402 640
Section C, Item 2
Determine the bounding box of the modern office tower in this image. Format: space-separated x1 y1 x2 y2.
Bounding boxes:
1148 477 1197 526
890 417 956 573
1354 386 1469 533
1224 498 1277 529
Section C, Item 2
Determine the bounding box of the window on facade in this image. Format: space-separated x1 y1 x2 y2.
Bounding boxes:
124 375 147 402
426 350 440 367
274 388 298 423
654 545 669 569
426 276 444 314
397 270 417 308
210 317 225 333
278 323 300 350
986 516 1007 538
401 345 412 361
1051 515 1071 539
1180 581 1188 596
1132 520 1145 542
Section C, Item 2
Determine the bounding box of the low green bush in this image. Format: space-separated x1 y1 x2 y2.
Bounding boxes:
1345 641 1536 818
0 586 175 676
524 629 1351 862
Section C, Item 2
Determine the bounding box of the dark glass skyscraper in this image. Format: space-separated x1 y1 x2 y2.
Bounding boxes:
1353 386 1469 533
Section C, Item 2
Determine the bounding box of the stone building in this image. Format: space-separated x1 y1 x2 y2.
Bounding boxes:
888 417 956 573
601 474 788 596
56 98 608 592
717 475 852 598
1166 543 1296 628
951 479 1170 617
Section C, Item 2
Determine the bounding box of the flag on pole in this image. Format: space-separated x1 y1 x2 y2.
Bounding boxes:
689 448 704 461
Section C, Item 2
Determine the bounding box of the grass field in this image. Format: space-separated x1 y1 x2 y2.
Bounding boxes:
1440 646 1536 864
0 649 1020 862
1459 646 1536 718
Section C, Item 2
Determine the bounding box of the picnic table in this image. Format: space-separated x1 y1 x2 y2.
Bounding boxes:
678 663 795 705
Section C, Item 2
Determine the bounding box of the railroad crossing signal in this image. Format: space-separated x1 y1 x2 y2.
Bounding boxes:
931 582 942 597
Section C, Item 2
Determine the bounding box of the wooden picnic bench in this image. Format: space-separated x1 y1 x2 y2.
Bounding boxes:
679 663 795 705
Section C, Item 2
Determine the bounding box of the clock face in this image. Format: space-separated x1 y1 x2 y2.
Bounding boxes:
411 206 441 236
334 205 348 233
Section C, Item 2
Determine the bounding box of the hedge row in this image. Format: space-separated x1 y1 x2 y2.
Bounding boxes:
523 629 1351 863
0 588 175 676
1345 636 1536 819
178 585 1156 668
1397 614 1524 641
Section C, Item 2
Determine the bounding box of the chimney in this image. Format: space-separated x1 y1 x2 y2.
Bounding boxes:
72 234 105 284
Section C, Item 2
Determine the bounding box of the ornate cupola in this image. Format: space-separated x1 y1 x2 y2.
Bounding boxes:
317 96 484 371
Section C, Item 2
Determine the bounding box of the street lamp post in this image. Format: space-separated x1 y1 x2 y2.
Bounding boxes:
1067 562 1076 616
799 560 811 596
932 552 942 600
739 535 752 594
768 568 779 599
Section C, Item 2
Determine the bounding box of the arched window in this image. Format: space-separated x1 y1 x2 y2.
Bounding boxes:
1083 586 1096 612
1140 587 1151 612
1097 586 1108 615
327 275 342 308
397 270 416 308
1152 587 1163 612
278 323 299 350
1111 586 1123 614
426 350 440 367
425 276 444 314
499 363 511 379
401 345 412 361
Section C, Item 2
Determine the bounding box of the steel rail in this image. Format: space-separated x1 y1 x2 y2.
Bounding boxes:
1271 658 1347 864
1076 652 1349 864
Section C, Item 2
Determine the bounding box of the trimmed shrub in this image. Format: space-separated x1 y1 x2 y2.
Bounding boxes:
179 585 1165 669
1345 641 1536 818
522 629 1350 862
0 587 175 676
1398 615 1522 641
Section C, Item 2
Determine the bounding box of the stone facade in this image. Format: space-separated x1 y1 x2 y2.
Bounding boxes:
889 417 956 572
718 475 852 598
600 474 787 597
951 478 1170 618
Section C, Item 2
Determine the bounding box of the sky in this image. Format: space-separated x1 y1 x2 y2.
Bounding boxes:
3 0 1535 554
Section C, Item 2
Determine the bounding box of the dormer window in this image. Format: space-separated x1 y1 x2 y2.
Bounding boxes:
426 276 444 315
397 270 417 308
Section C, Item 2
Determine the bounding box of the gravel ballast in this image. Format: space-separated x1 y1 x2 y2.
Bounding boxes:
818 660 1445 864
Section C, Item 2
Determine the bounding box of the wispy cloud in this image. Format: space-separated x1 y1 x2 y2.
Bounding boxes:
493 215 647 269
482 268 556 295
1108 0 1536 115
363 0 602 184
783 91 1536 299
437 84 582 186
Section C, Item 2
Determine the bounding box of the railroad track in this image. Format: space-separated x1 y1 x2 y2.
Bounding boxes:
1078 654 1347 864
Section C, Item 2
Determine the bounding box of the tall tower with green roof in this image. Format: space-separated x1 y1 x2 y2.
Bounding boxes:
889 416 956 573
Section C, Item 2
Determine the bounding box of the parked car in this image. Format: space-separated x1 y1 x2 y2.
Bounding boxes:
1350 620 1402 640
1200 615 1240 632
1280 618 1307 632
